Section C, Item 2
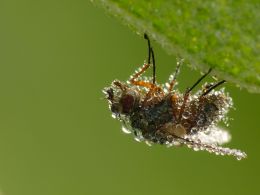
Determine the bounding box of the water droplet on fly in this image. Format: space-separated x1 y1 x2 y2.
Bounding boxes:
134 136 142 142
121 126 131 134
145 140 153 146
187 144 193 148
182 111 189 119
166 142 174 148
197 119 204 126
173 140 181 146
134 131 144 142
190 127 197 134
111 113 117 119
193 146 199 151
236 156 242 160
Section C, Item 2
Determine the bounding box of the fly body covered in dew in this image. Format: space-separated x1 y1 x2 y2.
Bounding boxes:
103 33 247 160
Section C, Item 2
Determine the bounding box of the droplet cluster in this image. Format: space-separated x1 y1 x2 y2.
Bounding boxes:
182 136 247 160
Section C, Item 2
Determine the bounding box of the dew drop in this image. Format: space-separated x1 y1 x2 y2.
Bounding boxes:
197 119 204 126
182 111 190 119
193 146 199 151
166 142 174 148
111 113 117 119
199 146 205 150
187 144 193 148
134 131 144 142
145 140 153 146
173 141 181 146
236 156 242 161
190 127 197 135
234 151 247 160
134 137 142 142
121 126 131 134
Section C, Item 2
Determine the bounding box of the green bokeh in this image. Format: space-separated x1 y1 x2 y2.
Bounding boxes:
0 1 259 195
97 0 260 92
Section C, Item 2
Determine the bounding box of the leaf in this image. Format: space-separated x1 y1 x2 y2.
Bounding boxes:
93 0 260 93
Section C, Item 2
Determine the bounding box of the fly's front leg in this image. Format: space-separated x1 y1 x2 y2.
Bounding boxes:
129 62 153 87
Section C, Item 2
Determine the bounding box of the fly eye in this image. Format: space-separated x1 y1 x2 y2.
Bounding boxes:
120 94 135 114
111 103 122 114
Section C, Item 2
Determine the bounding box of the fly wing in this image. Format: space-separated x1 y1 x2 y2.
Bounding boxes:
188 126 231 145
182 126 246 160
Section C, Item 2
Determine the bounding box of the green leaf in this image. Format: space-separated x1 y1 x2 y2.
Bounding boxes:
94 0 260 93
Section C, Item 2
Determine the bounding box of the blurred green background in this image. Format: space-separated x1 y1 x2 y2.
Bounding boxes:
0 1 259 195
